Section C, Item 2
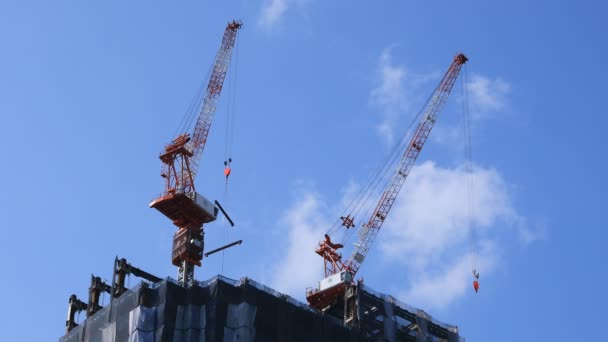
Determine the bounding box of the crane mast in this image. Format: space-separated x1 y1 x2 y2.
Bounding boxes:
150 21 242 287
307 53 468 311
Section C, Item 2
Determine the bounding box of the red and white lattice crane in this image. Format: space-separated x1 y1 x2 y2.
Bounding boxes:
150 21 242 287
306 53 468 311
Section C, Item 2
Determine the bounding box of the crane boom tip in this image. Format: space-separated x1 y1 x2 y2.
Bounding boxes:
455 53 468 64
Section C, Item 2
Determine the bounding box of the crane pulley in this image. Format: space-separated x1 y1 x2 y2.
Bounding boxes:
150 20 242 287
306 53 468 311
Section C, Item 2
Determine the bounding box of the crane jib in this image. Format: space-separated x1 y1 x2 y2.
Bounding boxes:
189 22 242 183
346 54 466 276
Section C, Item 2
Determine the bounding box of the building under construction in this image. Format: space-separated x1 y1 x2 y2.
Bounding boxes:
62 269 463 341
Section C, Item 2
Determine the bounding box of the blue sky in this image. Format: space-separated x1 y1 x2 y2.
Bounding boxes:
0 1 606 341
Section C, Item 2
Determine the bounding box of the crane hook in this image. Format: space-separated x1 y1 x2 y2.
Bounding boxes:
223 158 232 182
472 269 480 293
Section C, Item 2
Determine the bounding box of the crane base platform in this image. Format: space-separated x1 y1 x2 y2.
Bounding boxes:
150 191 218 228
307 270 353 310
306 284 347 311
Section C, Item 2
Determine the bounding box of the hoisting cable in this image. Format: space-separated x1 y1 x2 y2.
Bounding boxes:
220 35 240 272
223 35 239 187
335 89 431 237
461 64 480 293
229 36 240 161
344 131 409 244
328 125 409 243
173 63 214 140
223 66 233 189
328 132 405 236
332 84 439 250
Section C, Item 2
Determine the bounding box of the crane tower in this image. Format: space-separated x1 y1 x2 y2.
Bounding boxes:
150 21 242 287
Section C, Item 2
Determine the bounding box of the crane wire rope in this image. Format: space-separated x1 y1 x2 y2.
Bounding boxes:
345 135 407 244
223 34 240 187
328 126 409 243
345 89 433 248
229 35 240 159
172 62 214 140
337 97 429 234
460 64 480 279
328 131 405 237
330 83 440 251
219 35 240 272
224 51 234 161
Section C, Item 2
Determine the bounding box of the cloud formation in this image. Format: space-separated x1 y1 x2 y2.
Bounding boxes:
271 161 529 309
258 0 311 31
270 189 329 296
428 73 511 146
380 161 521 309
258 0 289 30
466 74 511 119
398 245 496 310
370 49 511 147
370 49 439 145
380 161 515 266
370 49 408 145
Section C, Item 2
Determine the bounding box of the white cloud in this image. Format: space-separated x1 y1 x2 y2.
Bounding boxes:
371 49 408 114
258 0 288 30
257 0 311 31
399 243 496 310
370 49 438 145
428 73 511 147
466 74 511 119
370 49 408 145
272 162 533 310
369 50 511 148
269 180 374 297
379 161 522 309
516 217 547 244
381 161 515 266
271 189 329 296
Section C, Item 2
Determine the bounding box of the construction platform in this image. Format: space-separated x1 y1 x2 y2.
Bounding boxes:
60 275 463 342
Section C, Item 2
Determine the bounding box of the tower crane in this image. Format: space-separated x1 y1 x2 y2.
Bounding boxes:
306 53 468 312
150 20 242 287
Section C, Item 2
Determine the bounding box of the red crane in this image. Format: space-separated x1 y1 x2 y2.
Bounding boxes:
306 53 468 311
150 20 242 287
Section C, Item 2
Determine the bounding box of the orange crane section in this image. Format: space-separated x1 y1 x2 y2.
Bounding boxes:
306 53 468 311
150 21 242 287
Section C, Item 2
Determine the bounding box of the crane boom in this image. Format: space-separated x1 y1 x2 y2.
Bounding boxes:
345 53 468 275
307 53 467 311
188 21 241 183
